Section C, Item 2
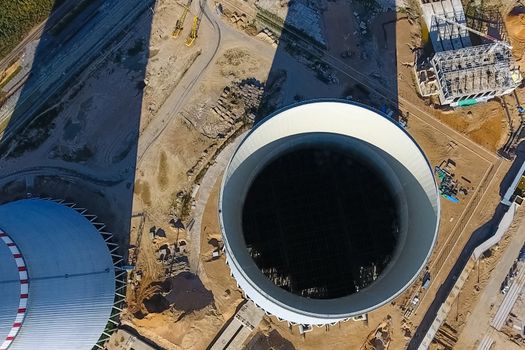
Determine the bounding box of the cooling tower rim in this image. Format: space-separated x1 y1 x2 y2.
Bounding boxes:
219 99 440 324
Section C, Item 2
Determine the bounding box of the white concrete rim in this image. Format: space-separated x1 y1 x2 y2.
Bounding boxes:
219 100 440 324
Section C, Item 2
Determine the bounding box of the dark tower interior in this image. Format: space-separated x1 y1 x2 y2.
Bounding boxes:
242 146 400 299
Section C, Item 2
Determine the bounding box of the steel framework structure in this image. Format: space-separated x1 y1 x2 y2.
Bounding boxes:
431 43 521 106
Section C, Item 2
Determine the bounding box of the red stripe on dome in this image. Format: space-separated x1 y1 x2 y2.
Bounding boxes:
0 230 29 350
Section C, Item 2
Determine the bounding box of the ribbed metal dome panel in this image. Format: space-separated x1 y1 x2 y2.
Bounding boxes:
0 199 115 349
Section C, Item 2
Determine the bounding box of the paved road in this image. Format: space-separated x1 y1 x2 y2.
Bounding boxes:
454 214 525 348
414 204 525 349
407 206 508 348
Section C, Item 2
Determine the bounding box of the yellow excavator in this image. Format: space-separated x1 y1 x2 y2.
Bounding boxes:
185 15 200 47
172 0 192 38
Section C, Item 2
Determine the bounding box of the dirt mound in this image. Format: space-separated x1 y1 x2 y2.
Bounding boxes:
164 272 214 312
505 6 525 59
244 330 296 350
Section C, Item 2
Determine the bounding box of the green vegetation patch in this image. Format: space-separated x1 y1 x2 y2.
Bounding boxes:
0 0 58 59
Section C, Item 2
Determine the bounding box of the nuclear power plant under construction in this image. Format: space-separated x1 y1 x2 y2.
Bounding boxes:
219 101 440 325
0 199 123 350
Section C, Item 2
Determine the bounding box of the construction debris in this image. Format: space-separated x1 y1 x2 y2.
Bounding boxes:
433 322 458 350
255 28 278 47
211 78 264 124
362 316 393 350
435 159 460 203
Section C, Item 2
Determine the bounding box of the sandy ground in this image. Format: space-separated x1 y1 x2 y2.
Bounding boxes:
120 1 276 348
0 0 518 349
122 1 517 349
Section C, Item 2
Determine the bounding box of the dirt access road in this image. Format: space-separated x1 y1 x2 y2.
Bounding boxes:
454 215 525 349
136 0 273 165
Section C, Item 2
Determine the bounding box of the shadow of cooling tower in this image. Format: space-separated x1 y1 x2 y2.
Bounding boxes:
255 0 400 121
0 0 156 249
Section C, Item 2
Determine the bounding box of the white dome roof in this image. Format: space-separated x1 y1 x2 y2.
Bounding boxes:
0 199 115 349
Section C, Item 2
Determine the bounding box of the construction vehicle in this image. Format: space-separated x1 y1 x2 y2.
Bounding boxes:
172 0 192 38
185 15 200 47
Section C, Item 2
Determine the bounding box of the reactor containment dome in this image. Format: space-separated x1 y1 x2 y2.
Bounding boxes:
0 199 118 349
219 100 440 325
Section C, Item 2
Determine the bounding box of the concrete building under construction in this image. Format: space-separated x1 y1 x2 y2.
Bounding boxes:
416 0 522 106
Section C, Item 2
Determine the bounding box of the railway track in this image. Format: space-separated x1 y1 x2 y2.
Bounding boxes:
0 0 153 146
0 0 79 72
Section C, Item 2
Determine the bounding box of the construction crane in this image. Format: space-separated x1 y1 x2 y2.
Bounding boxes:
172 0 192 38
185 15 200 47
432 14 512 50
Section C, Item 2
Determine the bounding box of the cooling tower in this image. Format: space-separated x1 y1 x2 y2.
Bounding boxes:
0 199 118 349
219 100 440 325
